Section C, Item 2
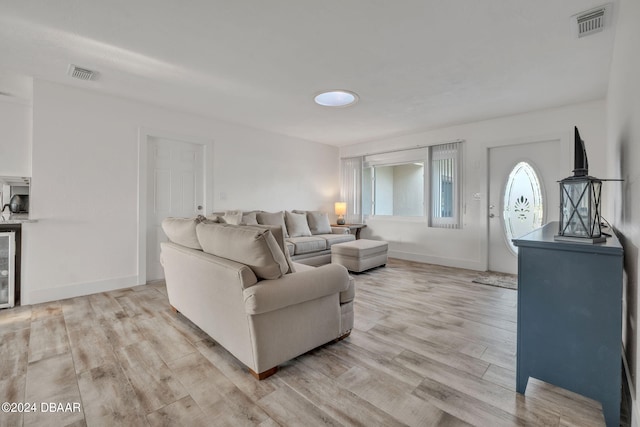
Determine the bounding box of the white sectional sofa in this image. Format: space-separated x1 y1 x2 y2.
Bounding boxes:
210 210 356 266
160 216 355 380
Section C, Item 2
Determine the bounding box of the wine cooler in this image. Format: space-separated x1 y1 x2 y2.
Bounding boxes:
0 231 15 309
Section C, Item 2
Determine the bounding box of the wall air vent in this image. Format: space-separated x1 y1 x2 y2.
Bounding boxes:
572 4 611 38
67 64 96 81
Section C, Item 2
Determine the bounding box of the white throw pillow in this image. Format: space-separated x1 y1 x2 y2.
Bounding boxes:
285 211 312 237
222 210 243 225
306 211 332 235
242 211 259 225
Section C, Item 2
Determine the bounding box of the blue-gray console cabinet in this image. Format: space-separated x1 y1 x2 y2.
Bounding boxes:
513 222 623 427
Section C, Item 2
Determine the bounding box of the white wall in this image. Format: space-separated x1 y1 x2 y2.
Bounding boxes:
606 0 640 422
340 100 607 270
0 98 31 177
23 80 339 304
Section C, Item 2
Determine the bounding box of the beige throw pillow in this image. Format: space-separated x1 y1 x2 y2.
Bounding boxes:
285 211 312 237
161 217 203 250
196 223 288 280
256 211 289 237
307 211 332 235
247 224 295 274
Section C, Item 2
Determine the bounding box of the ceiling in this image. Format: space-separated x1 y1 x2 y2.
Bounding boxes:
0 1 618 146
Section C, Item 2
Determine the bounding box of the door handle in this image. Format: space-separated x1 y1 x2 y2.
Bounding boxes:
197 205 203 211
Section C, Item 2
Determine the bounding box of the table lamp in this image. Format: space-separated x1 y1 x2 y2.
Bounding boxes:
334 202 346 225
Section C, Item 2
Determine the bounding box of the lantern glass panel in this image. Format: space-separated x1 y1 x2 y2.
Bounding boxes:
559 178 602 238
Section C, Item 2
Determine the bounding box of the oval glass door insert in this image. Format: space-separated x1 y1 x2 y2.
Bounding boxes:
503 161 544 253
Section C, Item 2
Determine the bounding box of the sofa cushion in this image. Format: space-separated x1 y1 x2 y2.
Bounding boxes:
307 211 332 235
196 223 288 280
285 211 312 237
161 217 203 250
257 211 289 237
319 233 356 247
287 236 327 255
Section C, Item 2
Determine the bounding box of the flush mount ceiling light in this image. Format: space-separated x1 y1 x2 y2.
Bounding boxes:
314 90 358 107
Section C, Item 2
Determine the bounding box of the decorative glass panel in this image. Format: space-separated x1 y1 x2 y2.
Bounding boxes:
503 162 544 253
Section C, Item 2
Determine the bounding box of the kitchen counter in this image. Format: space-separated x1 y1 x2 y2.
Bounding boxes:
0 214 37 224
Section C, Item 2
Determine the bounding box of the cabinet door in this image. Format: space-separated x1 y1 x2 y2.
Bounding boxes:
0 231 15 308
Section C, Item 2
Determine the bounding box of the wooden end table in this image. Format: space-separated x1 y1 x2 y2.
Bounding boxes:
331 223 366 240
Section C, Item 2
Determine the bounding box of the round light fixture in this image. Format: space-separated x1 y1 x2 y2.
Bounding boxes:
314 90 358 107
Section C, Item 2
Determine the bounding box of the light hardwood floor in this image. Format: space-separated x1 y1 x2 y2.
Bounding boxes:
0 258 606 426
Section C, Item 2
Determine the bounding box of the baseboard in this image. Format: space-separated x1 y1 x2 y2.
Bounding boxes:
388 250 485 271
24 275 139 305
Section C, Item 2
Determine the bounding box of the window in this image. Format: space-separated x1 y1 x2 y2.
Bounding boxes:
362 148 428 218
430 142 462 228
344 142 462 227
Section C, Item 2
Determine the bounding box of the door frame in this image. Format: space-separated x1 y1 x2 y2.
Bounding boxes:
483 131 570 272
137 127 214 285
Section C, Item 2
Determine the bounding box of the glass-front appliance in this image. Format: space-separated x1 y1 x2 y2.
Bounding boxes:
0 231 15 308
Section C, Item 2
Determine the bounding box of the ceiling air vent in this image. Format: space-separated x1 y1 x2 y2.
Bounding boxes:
572 4 611 38
67 64 96 81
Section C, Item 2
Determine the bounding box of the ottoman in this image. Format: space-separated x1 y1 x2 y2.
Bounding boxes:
331 239 388 272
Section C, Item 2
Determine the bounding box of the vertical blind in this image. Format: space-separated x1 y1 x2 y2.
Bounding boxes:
340 156 363 224
430 142 461 229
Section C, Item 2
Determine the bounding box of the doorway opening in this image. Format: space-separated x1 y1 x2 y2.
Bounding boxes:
137 129 213 285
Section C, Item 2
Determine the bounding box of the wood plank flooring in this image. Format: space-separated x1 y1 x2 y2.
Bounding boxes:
0 258 607 426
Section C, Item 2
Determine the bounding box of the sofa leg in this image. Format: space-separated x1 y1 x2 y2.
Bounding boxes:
170 305 178 314
334 330 352 343
249 366 278 380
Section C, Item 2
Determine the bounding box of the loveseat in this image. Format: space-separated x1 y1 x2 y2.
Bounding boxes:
160 217 355 379
209 210 356 266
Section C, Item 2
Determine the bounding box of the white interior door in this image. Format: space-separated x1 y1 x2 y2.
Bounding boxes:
488 140 561 274
147 137 204 281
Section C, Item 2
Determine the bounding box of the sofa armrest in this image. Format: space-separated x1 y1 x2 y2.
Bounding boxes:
243 264 350 315
331 226 350 235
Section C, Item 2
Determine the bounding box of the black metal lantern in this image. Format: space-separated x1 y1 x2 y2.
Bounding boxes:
558 175 603 240
556 127 606 243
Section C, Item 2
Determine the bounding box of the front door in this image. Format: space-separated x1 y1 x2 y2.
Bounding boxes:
488 140 561 274
146 136 204 281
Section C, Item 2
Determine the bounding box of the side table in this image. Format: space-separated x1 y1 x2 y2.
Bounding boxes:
332 224 366 240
